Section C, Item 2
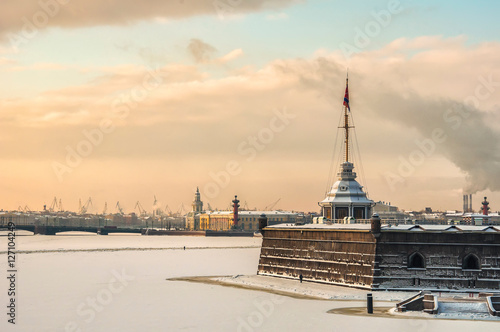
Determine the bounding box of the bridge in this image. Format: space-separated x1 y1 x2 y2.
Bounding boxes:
11 225 142 235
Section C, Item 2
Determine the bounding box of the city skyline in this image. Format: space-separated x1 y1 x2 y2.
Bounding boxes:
1 0 500 213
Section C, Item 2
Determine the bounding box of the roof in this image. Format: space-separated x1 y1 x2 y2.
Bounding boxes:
205 210 298 216
267 223 372 230
238 211 298 216
265 223 500 233
382 224 500 232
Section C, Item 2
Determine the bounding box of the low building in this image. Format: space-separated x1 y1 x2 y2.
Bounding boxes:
373 201 409 221
199 210 299 231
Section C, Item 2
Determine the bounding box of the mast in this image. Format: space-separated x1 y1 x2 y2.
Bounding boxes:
342 74 352 163
344 85 349 163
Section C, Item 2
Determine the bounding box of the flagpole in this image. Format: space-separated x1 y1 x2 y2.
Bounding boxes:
344 76 349 163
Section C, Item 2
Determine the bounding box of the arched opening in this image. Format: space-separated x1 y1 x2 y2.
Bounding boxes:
463 254 480 270
408 252 425 269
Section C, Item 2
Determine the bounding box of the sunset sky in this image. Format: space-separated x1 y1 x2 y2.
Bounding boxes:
1 0 500 214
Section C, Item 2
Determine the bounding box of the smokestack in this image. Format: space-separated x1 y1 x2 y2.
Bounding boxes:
465 194 469 212
469 194 473 212
463 195 466 213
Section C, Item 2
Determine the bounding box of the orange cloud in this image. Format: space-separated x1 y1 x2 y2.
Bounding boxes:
1 36 500 212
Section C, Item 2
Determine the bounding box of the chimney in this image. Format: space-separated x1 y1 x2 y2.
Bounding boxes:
464 194 468 212
371 213 381 238
469 194 473 213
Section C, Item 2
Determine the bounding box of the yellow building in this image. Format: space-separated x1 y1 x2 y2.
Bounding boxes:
198 210 299 231
199 211 233 230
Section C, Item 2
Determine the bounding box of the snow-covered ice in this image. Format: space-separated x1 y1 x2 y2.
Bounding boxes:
215 275 414 301
0 234 499 331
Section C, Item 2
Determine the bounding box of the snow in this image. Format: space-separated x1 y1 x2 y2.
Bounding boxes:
267 223 372 230
390 301 499 321
386 225 500 232
0 232 262 252
1 234 500 331
215 275 413 301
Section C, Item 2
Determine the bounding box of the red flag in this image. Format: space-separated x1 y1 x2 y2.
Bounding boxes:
343 80 350 111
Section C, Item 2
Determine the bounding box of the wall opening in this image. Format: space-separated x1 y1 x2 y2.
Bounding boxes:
463 254 480 270
408 252 425 269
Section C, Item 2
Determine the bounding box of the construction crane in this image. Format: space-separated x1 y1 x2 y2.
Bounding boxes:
207 203 213 211
135 201 147 217
58 199 63 212
243 201 249 211
116 201 124 215
264 198 281 211
177 203 186 216
164 205 172 216
49 197 58 212
80 197 93 214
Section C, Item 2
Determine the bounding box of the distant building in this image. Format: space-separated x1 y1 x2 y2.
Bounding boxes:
107 213 139 227
192 187 203 213
372 201 409 220
198 210 299 231
185 188 300 231
186 187 204 230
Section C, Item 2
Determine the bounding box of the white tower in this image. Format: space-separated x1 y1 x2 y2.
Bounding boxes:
319 76 373 221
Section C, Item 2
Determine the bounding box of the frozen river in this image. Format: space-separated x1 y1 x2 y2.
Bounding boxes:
1 233 499 331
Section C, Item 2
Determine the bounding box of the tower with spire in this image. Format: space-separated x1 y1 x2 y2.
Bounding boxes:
192 187 203 213
319 76 373 221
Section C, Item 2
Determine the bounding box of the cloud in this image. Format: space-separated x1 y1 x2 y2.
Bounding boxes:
187 39 217 63
187 39 243 64
217 48 244 63
2 35 500 210
0 0 302 41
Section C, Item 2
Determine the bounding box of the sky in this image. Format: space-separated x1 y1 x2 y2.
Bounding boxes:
1 0 500 214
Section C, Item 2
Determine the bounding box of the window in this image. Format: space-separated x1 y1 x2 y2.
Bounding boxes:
463 254 480 270
408 252 425 269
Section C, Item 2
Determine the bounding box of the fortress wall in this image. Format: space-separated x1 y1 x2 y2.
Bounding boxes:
257 228 377 288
